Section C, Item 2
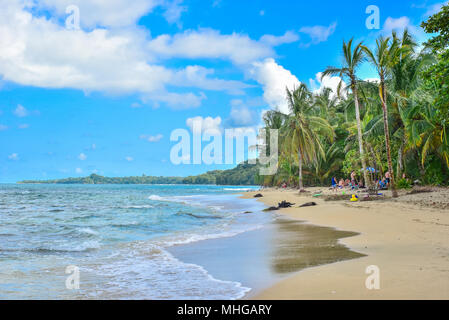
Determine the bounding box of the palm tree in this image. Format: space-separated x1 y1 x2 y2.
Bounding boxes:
362 36 399 197
284 84 334 191
322 39 370 187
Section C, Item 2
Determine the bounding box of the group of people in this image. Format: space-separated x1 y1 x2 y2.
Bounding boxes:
332 170 398 191
331 171 364 191
375 171 391 190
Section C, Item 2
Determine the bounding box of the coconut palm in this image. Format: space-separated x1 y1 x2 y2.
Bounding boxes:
322 39 370 187
362 36 400 197
284 84 334 191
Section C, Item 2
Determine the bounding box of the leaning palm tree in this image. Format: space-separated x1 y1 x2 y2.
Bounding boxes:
284 84 334 191
362 36 400 198
322 39 370 187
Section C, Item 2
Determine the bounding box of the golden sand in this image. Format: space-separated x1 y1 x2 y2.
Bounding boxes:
242 187 449 300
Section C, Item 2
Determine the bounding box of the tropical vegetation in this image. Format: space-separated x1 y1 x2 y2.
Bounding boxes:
257 4 449 190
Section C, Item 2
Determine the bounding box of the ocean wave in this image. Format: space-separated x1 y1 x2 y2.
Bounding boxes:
116 205 154 209
91 242 251 300
223 188 255 191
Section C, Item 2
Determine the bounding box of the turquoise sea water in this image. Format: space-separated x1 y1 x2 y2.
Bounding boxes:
0 184 266 300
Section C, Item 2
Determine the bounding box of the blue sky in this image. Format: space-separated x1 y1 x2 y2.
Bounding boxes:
0 0 446 182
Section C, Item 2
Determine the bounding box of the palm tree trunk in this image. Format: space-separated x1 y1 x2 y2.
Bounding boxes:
397 138 405 179
298 149 304 191
352 83 370 187
380 79 398 198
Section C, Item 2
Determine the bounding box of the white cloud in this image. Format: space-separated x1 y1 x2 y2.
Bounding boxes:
227 106 259 127
163 0 187 26
125 156 134 162
248 58 301 114
141 134 164 142
309 72 347 99
147 29 275 65
382 16 424 39
186 116 222 134
171 65 251 95
300 22 337 46
13 105 28 117
0 124 8 131
8 153 19 160
18 123 30 129
78 153 87 160
260 31 299 47
75 167 83 174
0 1 301 110
36 0 162 28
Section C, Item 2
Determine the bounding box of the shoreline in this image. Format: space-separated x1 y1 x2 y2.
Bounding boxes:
241 187 449 300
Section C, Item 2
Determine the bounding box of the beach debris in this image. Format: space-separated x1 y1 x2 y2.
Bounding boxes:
263 206 280 212
263 200 295 211
313 193 322 197
278 201 295 208
254 193 264 198
243 211 252 214
299 202 317 208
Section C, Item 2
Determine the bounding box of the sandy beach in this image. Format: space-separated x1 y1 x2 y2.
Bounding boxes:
242 187 449 300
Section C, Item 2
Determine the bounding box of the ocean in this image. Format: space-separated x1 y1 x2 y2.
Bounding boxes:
0 184 267 300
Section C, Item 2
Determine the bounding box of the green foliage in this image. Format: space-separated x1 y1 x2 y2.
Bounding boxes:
19 163 261 186
396 178 412 189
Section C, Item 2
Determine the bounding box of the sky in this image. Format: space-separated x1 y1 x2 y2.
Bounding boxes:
0 0 447 182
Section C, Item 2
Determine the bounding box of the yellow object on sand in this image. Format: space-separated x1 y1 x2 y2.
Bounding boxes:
350 194 358 202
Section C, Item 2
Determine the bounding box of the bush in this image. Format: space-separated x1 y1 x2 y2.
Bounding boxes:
397 178 412 189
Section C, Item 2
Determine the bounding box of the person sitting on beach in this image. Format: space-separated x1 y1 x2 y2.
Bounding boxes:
350 171 357 187
344 179 350 187
331 177 338 189
385 171 391 186
339 179 345 189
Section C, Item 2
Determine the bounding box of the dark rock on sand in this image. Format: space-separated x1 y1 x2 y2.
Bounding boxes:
263 206 280 212
299 202 317 208
278 201 295 208
254 194 264 198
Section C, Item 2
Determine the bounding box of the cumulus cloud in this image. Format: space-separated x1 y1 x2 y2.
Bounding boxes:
0 1 302 110
125 156 134 162
147 29 275 65
34 0 181 28
75 167 83 173
0 124 8 131
78 153 87 160
18 123 30 129
186 116 222 134
300 22 337 46
248 58 301 114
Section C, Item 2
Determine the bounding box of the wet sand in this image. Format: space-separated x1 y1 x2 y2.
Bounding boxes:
242 187 449 300
169 214 364 298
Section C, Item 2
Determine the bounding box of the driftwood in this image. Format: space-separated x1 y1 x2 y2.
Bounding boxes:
299 202 317 208
278 201 295 208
